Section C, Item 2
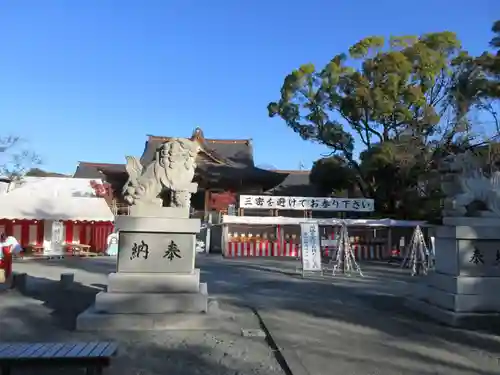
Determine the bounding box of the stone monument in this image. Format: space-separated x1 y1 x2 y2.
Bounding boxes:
77 138 213 330
407 149 500 327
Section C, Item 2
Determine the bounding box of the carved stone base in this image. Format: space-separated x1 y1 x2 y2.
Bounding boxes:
416 272 500 312
406 221 500 327
79 198 211 331
114 216 200 274
76 273 211 331
405 297 500 329
76 307 222 331
107 271 201 293
94 291 208 314
117 231 196 273
442 216 500 226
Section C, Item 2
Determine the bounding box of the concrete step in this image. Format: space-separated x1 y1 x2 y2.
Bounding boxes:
77 306 221 331
94 291 208 314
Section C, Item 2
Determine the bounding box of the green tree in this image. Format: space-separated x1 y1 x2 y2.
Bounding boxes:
480 20 500 93
448 20 500 134
309 155 356 196
358 140 443 219
25 168 67 177
268 32 475 217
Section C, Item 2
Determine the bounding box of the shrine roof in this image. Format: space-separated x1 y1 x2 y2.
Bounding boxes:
267 170 319 197
71 129 316 192
73 162 126 179
138 128 284 187
142 131 254 168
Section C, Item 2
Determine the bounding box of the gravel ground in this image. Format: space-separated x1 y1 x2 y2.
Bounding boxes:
0 282 284 375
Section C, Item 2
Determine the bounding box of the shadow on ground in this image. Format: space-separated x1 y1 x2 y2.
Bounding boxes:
1 302 269 375
8 255 500 375
1 274 281 375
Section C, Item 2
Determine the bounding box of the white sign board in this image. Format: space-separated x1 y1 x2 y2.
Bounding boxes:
300 222 322 272
240 195 374 212
45 221 64 256
106 232 118 256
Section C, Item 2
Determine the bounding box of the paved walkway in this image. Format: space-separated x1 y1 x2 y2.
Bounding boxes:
259 301 500 375
6 256 500 375
217 258 500 375
2 257 284 375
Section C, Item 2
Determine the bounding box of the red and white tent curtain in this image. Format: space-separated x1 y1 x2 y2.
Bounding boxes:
0 219 114 253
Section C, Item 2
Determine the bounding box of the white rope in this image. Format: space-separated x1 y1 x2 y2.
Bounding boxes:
402 225 430 276
332 222 363 277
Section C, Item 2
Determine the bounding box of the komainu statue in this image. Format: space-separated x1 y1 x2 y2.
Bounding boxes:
122 138 201 208
440 149 500 217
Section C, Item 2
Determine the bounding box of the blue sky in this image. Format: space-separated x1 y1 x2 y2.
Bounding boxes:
0 0 498 175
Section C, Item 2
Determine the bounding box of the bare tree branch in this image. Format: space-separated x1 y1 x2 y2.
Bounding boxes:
0 136 41 179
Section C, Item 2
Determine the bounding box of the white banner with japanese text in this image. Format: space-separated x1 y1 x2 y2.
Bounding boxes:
300 222 322 272
239 195 374 212
45 220 65 256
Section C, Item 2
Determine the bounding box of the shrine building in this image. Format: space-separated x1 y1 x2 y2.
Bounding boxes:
73 128 319 218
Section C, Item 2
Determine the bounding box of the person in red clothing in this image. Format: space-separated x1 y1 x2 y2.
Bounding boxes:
0 232 13 280
0 233 4 259
0 232 6 281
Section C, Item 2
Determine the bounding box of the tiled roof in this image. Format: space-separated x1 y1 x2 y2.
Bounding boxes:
73 162 125 179
142 129 254 168
71 129 318 193
267 170 319 196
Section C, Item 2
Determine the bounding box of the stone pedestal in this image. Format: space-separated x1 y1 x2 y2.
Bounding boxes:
77 203 213 331
407 217 500 328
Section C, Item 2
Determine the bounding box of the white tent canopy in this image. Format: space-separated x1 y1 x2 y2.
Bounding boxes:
0 177 114 222
222 215 427 227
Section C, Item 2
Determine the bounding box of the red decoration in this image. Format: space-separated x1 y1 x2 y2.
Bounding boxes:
89 180 113 200
209 191 236 211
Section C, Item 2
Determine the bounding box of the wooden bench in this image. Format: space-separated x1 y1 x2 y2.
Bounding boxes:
29 245 44 254
66 243 91 255
0 341 117 375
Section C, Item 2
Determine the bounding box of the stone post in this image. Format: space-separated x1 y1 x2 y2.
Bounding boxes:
60 273 75 290
12 272 27 293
